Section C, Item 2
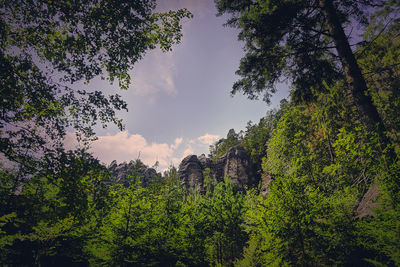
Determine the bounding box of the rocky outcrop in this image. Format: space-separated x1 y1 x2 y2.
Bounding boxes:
261 173 273 197
178 155 204 192
224 146 257 188
356 182 380 219
178 145 257 191
108 160 159 187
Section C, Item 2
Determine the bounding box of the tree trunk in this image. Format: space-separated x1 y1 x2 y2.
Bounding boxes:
320 0 399 205
319 0 387 138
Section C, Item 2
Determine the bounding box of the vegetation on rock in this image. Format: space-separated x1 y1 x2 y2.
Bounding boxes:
1 0 400 266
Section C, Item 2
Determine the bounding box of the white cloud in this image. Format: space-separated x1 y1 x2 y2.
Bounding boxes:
64 131 221 171
182 145 195 157
91 131 175 167
131 49 177 97
197 133 220 146
129 0 214 100
64 131 185 169
171 137 183 150
64 132 81 150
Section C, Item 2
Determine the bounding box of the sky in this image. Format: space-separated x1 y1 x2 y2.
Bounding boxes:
70 0 290 171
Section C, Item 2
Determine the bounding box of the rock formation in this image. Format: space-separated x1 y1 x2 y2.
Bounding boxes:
356 182 380 219
224 145 257 188
108 160 159 187
178 145 257 191
178 155 205 192
261 173 273 197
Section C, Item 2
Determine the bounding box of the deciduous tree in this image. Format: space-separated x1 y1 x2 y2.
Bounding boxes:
0 0 191 172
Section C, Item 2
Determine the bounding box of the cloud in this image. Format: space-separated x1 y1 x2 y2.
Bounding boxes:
129 0 214 100
131 49 177 98
156 0 213 18
182 145 194 157
65 131 184 169
178 132 220 159
91 131 176 167
64 131 221 171
171 137 183 150
197 133 220 146
64 132 82 150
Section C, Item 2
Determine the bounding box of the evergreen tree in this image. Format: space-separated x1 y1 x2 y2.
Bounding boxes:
215 0 399 154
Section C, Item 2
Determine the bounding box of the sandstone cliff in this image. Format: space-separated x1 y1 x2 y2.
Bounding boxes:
178 145 258 191
108 160 159 187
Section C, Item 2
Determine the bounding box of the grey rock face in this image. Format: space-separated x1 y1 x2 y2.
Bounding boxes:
356 182 379 219
198 154 212 169
178 145 257 191
223 146 257 189
261 173 273 197
178 155 204 192
108 160 159 187
212 157 226 183
143 168 158 186
109 160 117 170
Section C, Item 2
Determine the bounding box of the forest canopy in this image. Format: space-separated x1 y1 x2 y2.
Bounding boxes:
1 0 400 266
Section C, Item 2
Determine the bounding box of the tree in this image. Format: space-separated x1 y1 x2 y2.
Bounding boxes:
197 176 248 266
242 100 287 172
0 0 191 172
241 172 358 266
239 96 370 265
357 15 400 145
209 129 241 160
215 0 399 145
0 151 113 265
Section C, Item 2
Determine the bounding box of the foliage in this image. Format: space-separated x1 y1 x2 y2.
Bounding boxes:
200 176 248 266
358 10 400 138
214 1 399 190
85 170 248 266
0 156 251 266
242 99 288 170
1 1 400 266
0 0 192 172
209 129 241 160
214 0 378 102
0 152 112 265
356 199 400 266
241 175 358 266
236 10 399 263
